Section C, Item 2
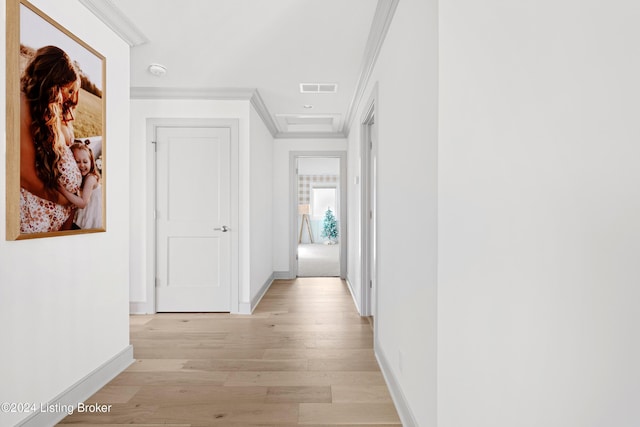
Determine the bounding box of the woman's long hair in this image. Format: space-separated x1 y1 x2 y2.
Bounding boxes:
21 46 80 195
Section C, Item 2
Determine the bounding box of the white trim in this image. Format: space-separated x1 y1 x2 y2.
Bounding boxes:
250 90 280 137
342 0 399 136
273 271 294 280
145 118 240 314
142 119 157 316
310 184 338 221
130 87 281 139
239 274 275 314
250 273 275 313
16 345 134 427
345 276 362 315
375 343 419 427
78 0 149 46
131 86 256 100
129 301 150 315
238 302 252 315
130 88 350 139
275 131 346 139
130 87 348 140
360 84 378 317
289 154 298 278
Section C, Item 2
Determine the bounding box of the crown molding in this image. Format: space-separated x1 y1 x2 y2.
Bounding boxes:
130 87 282 137
275 132 346 139
129 86 347 139
249 90 280 137
78 0 149 47
130 86 256 100
342 0 400 136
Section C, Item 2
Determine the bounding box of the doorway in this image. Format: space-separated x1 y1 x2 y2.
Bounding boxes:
290 152 347 279
361 87 377 317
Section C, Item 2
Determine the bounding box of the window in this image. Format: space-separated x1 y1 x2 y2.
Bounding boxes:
311 186 337 219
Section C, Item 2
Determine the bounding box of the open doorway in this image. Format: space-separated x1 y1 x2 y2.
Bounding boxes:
290 152 347 278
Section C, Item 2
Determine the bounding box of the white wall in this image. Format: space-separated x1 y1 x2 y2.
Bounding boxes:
129 99 251 313
298 157 340 175
249 105 274 305
272 139 347 274
0 1 131 425
346 1 439 425
438 1 640 427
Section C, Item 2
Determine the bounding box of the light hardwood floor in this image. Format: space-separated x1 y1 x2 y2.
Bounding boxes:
58 278 400 426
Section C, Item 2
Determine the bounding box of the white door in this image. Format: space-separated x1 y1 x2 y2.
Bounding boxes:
156 126 231 312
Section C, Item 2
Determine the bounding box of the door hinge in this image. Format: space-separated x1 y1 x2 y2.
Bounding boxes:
155 278 160 288
369 279 373 288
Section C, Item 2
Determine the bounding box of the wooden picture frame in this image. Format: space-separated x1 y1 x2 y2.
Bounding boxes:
6 0 106 240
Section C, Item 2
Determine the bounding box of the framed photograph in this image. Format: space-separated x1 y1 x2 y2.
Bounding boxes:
6 0 106 240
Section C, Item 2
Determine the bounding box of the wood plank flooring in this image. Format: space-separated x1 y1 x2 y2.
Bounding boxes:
58 278 401 426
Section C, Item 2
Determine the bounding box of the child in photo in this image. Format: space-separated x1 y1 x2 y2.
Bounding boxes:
58 142 102 229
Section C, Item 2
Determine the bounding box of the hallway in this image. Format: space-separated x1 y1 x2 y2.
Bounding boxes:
59 278 400 426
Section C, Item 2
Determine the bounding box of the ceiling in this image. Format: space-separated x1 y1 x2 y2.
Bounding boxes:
79 0 394 138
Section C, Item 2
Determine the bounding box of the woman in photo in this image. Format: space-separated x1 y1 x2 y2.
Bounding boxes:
19 45 83 233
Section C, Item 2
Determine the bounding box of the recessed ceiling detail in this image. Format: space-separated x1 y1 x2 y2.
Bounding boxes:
299 83 338 94
276 114 342 133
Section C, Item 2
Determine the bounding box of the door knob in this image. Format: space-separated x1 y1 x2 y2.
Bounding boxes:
214 225 229 232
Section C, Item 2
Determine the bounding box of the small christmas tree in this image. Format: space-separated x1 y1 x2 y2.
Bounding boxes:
321 208 339 243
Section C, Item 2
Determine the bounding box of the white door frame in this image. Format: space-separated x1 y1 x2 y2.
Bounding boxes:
360 86 378 317
146 118 240 313
289 151 348 279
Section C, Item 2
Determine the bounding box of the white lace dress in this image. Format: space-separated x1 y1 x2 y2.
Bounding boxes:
20 146 82 233
75 182 102 229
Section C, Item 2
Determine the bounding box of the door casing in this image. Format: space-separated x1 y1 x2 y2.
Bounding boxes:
361 85 378 318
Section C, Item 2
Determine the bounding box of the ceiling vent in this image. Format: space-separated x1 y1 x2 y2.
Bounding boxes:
300 83 338 94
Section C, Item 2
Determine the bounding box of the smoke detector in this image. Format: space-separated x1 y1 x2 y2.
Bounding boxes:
148 63 167 76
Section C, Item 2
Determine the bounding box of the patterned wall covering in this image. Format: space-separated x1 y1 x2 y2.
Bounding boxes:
298 175 339 205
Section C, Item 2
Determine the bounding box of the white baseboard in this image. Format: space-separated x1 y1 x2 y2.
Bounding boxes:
237 302 252 315
238 273 277 314
129 301 153 314
345 276 362 315
375 342 418 427
273 270 294 280
250 273 275 313
17 345 134 427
